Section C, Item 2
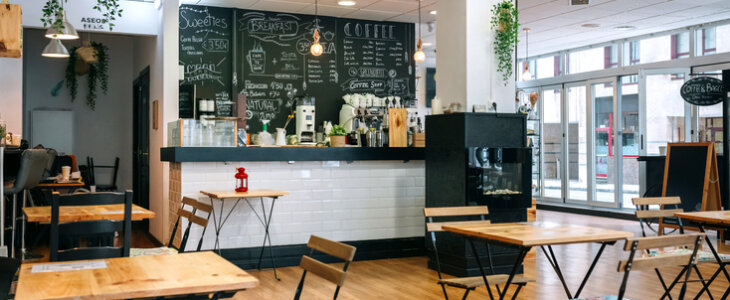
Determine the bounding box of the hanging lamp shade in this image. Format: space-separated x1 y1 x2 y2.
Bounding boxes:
45 11 79 40
413 38 426 63
42 38 70 58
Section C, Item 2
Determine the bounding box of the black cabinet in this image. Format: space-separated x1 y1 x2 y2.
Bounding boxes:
425 113 531 276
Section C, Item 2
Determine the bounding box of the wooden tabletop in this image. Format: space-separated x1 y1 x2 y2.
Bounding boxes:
36 180 85 188
201 189 289 199
675 211 730 226
15 251 259 300
443 222 634 247
23 204 155 224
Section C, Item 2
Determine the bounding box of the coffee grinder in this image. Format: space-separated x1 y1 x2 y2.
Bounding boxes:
296 96 316 144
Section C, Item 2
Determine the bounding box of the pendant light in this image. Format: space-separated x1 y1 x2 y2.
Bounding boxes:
521 28 531 81
413 0 426 63
45 1 79 40
41 38 70 58
310 0 323 56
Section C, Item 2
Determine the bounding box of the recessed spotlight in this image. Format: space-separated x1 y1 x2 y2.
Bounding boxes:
614 25 637 31
581 23 600 28
429 10 437 15
338 0 357 6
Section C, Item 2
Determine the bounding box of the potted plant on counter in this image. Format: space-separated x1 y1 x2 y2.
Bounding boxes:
329 125 347 147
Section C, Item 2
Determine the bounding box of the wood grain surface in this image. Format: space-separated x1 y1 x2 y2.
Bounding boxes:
675 210 730 225
443 222 633 247
23 204 155 224
200 189 289 199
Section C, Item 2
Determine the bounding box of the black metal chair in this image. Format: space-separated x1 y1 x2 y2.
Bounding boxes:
573 233 704 300
294 235 356 300
49 191 132 262
3 149 49 258
131 197 212 257
424 206 533 300
0 257 20 299
86 157 120 191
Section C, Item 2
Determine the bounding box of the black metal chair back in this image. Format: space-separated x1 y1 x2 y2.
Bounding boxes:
86 157 120 191
168 197 212 252
50 191 133 261
294 235 356 300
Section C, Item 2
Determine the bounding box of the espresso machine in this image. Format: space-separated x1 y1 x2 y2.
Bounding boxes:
296 96 316 144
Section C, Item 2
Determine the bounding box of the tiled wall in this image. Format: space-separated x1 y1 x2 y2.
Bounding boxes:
169 160 426 250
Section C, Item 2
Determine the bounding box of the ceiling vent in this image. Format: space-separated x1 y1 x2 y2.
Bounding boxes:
570 0 590 5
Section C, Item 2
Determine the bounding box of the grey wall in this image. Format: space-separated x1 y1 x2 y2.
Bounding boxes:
23 29 136 191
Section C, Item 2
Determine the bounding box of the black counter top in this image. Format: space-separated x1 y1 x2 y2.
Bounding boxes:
160 147 425 162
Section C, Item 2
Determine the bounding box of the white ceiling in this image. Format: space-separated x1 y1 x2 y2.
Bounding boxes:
182 0 730 57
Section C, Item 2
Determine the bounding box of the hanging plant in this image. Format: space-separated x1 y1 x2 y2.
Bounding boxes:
490 0 520 86
41 0 123 32
65 42 110 110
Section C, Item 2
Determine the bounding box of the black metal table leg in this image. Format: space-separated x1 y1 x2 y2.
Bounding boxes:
574 242 609 298
208 197 241 255
691 225 730 299
246 197 280 280
468 239 495 300
498 247 531 300
540 242 610 299
541 245 572 297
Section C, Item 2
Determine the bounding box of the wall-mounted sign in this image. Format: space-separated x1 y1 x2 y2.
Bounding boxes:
680 77 725 106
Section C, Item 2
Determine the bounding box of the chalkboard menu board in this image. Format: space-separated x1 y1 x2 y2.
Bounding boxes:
663 145 709 212
178 5 416 133
179 5 234 117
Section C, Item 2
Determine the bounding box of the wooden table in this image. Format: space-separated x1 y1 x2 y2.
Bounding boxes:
15 251 259 299
36 180 85 188
23 204 155 224
443 222 633 300
201 189 288 280
675 211 730 298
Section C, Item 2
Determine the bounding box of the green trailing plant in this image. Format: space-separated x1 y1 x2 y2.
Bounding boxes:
490 0 520 86
330 125 347 136
65 42 110 110
41 0 124 32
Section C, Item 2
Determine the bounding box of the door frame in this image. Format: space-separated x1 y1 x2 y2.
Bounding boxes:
538 84 564 203
132 66 151 230
585 77 620 208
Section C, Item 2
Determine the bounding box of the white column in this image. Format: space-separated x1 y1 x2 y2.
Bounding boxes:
436 0 516 113
0 57 23 136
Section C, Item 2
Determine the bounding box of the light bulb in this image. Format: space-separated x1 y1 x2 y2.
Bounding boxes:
413 50 426 63
521 61 532 81
310 29 323 56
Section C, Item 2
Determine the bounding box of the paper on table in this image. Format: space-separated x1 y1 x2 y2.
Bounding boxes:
31 261 107 273
99 210 146 214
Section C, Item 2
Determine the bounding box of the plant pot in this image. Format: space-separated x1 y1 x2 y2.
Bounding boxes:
330 135 346 147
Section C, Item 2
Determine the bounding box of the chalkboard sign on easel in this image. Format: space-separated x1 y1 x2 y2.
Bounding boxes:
660 142 722 232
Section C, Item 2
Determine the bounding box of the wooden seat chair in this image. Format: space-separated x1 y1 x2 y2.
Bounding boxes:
131 197 212 256
632 197 727 299
294 235 357 300
50 191 133 262
573 233 704 300
424 206 533 300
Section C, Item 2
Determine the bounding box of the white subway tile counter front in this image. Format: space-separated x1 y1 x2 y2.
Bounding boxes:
169 160 425 250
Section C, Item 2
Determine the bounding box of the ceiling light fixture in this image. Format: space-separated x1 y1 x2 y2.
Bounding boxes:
581 23 600 28
44 1 78 40
429 10 436 15
614 25 636 31
41 38 70 58
521 28 532 81
338 0 357 6
413 0 426 63
310 0 323 56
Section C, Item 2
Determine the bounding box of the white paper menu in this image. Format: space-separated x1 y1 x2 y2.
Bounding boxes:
31 261 108 273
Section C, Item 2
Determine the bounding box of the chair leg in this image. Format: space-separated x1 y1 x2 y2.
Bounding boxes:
655 268 674 300
511 284 525 300
693 265 714 300
294 271 307 300
461 288 471 300
20 190 26 259
10 194 16 259
440 283 449 300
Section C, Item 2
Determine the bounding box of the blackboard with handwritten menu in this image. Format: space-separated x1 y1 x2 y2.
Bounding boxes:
178 5 415 132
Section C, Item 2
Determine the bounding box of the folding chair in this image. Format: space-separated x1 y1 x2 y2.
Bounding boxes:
574 233 704 300
424 206 533 300
294 235 357 300
131 197 212 256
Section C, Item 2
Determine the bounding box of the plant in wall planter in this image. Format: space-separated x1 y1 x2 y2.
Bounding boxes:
65 42 109 110
490 0 519 86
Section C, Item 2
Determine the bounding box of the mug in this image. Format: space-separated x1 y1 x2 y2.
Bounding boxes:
61 166 71 182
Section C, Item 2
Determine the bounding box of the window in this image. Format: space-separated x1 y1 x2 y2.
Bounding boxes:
604 45 618 69
671 33 689 59
624 41 640 66
623 33 683 65
535 55 564 79
697 27 717 56
567 45 615 74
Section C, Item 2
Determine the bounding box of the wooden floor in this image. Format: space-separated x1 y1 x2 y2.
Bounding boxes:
234 210 730 299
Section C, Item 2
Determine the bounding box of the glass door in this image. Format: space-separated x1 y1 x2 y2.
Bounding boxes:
540 85 563 201
566 83 589 204
639 68 692 156
619 75 640 208
588 78 620 208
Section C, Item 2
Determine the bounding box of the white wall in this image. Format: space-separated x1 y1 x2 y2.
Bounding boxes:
22 29 134 190
0 57 22 136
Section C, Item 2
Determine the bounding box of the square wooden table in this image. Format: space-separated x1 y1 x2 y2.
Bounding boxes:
200 189 288 280
443 222 633 300
675 211 730 298
15 251 259 299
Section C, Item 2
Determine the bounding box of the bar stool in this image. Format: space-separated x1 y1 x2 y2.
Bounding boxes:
3 149 48 258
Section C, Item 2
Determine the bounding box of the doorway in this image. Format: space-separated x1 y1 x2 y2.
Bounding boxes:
133 67 150 226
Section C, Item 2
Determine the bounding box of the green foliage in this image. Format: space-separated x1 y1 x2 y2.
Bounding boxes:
65 42 110 110
330 125 347 136
490 0 520 86
41 0 124 32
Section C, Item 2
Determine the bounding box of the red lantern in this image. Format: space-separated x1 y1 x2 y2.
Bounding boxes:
235 167 248 192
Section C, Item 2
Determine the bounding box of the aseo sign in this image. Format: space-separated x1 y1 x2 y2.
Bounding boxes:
680 77 725 106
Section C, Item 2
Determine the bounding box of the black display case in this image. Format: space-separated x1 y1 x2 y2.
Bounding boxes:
425 113 531 276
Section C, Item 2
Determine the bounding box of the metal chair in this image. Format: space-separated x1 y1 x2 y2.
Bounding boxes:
294 235 357 300
573 233 704 300
49 191 133 261
424 206 533 300
87 157 120 191
0 257 20 299
3 149 48 258
131 197 212 256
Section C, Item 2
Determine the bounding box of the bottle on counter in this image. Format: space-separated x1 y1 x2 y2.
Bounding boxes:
366 128 377 147
258 120 274 146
